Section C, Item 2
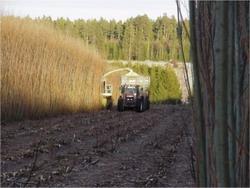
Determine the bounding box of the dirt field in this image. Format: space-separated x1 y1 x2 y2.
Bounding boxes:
1 104 195 187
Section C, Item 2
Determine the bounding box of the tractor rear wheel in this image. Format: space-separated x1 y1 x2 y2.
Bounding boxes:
136 99 144 112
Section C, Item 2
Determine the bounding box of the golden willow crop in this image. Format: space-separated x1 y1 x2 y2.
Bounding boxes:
1 16 106 120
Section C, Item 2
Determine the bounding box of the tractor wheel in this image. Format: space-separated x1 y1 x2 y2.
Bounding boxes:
117 98 124 112
136 99 144 112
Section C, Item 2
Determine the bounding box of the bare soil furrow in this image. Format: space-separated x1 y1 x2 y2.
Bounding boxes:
1 104 194 187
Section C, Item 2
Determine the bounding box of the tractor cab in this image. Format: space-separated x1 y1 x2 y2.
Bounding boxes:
121 85 138 95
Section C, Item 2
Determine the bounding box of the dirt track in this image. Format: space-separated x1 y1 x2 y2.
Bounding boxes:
1 104 195 187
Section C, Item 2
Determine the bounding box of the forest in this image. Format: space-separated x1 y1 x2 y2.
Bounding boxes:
35 14 190 61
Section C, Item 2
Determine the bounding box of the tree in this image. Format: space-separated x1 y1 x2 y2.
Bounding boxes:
122 20 135 60
189 1 249 186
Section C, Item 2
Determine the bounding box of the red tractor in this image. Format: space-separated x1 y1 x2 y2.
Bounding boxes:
101 68 150 112
117 71 150 112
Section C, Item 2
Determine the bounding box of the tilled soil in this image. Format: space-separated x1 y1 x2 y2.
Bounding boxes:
1 104 195 187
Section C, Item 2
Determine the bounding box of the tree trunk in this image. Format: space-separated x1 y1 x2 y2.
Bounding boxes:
189 2 207 186
227 2 236 186
189 0 249 186
213 2 229 186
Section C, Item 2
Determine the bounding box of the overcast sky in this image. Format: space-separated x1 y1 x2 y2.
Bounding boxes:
0 0 189 21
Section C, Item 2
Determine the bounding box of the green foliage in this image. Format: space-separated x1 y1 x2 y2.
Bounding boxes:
113 62 182 103
36 15 190 61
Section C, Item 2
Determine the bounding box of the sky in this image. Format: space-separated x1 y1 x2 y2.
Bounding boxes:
0 0 189 21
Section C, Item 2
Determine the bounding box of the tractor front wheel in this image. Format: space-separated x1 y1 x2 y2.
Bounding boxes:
117 97 124 112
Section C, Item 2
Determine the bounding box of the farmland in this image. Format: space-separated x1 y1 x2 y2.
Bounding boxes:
1 1 249 187
0 15 196 187
1 104 194 187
